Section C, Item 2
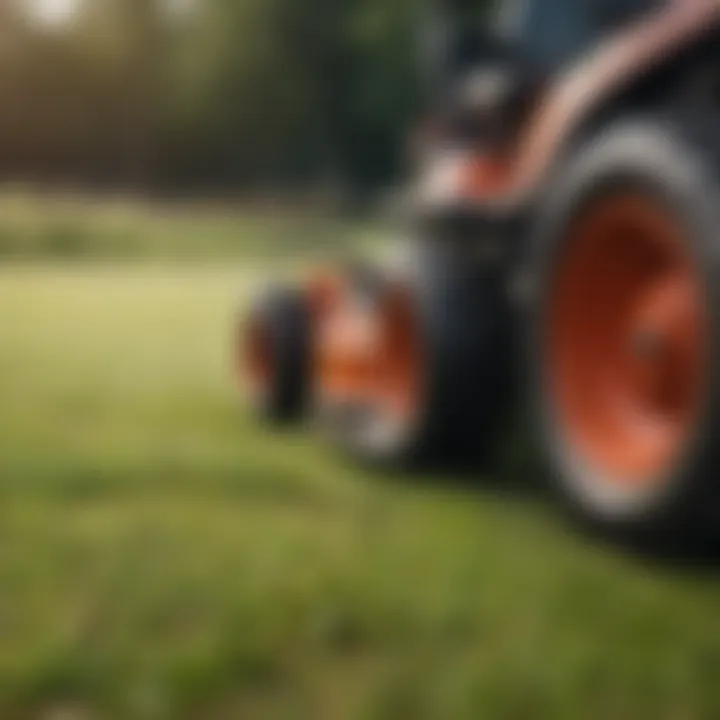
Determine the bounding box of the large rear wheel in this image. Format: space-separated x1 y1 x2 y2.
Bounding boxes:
530 120 720 542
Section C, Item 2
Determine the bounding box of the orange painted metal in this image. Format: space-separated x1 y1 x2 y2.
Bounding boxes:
315 284 422 425
307 269 347 317
460 153 516 200
465 0 720 206
547 193 707 485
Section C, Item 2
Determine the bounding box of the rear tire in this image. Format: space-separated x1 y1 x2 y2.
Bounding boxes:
528 118 720 544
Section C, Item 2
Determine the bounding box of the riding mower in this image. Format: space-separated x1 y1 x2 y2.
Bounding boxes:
239 0 720 543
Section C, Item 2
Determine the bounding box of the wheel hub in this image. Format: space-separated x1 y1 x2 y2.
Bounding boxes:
548 193 707 487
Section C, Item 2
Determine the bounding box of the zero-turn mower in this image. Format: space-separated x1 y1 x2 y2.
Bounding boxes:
239 0 720 543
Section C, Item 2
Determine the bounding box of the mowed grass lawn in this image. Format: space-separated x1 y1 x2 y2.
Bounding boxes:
1 263 720 720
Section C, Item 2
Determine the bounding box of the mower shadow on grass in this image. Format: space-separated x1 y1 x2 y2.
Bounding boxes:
364 441 720 577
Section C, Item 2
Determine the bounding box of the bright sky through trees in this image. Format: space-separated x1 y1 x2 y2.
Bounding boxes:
26 0 194 25
27 0 80 25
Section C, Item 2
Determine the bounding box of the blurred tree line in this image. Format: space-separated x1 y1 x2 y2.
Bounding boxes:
0 0 475 199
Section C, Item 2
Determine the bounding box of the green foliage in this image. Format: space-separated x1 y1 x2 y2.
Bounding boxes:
3 0 477 194
0 191 383 260
158 0 425 190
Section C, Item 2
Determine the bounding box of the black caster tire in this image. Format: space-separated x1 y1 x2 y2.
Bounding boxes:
239 285 311 424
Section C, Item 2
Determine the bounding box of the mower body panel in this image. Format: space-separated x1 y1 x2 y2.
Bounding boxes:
415 0 720 225
241 0 720 538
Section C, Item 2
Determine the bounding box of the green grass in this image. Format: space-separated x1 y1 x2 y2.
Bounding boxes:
0 190 385 261
1 264 720 720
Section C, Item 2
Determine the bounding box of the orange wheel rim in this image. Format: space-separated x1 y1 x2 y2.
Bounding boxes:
548 192 708 487
374 287 423 425
317 285 423 435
